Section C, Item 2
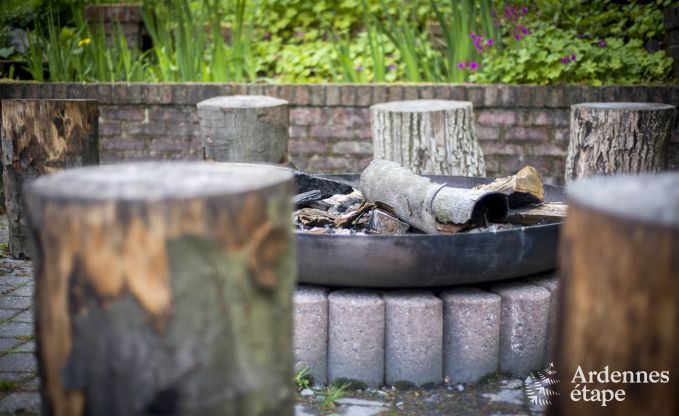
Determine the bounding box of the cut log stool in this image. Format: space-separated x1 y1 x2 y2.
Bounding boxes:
197 95 289 163
552 173 679 415
25 162 296 416
565 102 675 183
1 99 99 258
370 100 486 176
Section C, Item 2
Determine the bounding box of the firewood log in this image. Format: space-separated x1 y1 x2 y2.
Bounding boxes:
474 166 544 208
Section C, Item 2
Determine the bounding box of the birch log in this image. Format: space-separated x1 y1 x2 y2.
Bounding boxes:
197 95 289 163
552 173 679 416
371 100 486 176
1 99 99 258
565 102 675 183
25 162 296 416
360 160 506 233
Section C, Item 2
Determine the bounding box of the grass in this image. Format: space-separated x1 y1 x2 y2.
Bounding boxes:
0 379 19 393
319 383 350 410
294 366 312 391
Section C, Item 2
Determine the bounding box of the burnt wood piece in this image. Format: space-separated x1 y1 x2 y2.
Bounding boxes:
360 160 508 234
293 171 353 199
368 209 410 234
551 173 679 416
565 102 675 183
295 208 338 227
506 203 567 226
25 162 295 416
1 99 99 259
371 100 486 176
197 95 289 163
474 166 544 208
293 190 322 208
334 202 375 228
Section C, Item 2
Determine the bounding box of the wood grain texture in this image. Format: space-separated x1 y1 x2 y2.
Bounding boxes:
552 173 679 416
371 100 485 176
197 95 289 163
565 102 675 184
25 162 295 416
1 99 99 258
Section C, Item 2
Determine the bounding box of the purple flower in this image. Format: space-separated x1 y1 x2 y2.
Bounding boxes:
470 62 478 70
520 25 529 35
487 39 494 46
521 6 528 15
355 65 363 72
570 54 576 61
263 32 271 41
388 63 397 71
457 62 466 69
470 32 477 40
598 39 607 48
514 34 521 41
561 56 569 64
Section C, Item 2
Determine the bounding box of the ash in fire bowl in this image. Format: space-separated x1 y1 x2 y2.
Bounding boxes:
293 160 566 236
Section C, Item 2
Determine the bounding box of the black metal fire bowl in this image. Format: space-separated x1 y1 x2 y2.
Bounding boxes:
295 174 563 288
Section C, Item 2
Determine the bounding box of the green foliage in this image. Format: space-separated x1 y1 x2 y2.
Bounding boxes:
319 383 349 410
0 378 19 393
294 366 312 390
471 1 673 85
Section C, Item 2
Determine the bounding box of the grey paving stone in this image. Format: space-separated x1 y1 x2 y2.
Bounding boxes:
13 341 35 353
0 353 37 372
525 274 560 362
11 310 33 323
0 308 18 321
384 291 442 387
0 296 32 309
0 321 34 337
328 290 385 387
9 284 34 297
0 392 41 414
441 288 501 384
0 276 31 286
490 282 551 377
0 337 19 352
294 285 329 386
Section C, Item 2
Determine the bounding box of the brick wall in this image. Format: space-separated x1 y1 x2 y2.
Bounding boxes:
1 82 677 185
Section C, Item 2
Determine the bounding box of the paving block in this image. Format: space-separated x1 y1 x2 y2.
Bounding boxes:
440 288 501 384
490 282 551 377
384 291 442 387
525 273 560 363
293 285 329 386
328 290 385 387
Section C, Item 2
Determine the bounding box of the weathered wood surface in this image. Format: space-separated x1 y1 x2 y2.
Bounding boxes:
25 162 296 416
1 99 99 258
565 102 675 183
474 166 544 208
360 160 507 233
197 95 289 163
371 99 486 176
293 171 353 199
552 173 679 416
506 203 566 225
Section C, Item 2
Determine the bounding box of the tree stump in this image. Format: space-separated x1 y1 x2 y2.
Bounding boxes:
552 173 679 415
24 162 296 416
1 99 99 258
370 100 486 176
197 95 289 163
564 102 675 183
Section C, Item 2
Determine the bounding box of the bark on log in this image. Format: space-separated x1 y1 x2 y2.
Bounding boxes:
1 99 99 259
551 173 679 416
506 202 567 225
25 162 296 416
371 99 486 176
197 95 289 163
565 102 675 183
360 160 507 233
474 166 544 208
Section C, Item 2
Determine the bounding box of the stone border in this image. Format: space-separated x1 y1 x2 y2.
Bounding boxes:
293 273 559 388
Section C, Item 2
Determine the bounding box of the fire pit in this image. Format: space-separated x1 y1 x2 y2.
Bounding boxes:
295 174 563 288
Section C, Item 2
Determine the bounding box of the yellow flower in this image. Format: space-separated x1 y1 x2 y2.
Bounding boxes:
78 38 91 47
